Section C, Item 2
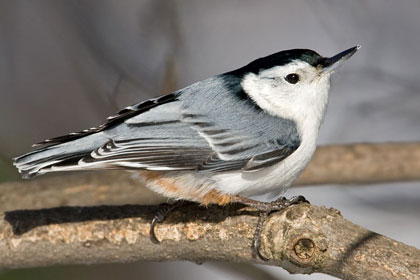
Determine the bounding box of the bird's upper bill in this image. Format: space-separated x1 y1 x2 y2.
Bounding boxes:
320 45 361 73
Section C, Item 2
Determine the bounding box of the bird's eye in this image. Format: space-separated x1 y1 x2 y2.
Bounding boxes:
285 73 300 84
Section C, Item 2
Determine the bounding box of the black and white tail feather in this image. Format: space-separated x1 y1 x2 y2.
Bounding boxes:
13 93 179 178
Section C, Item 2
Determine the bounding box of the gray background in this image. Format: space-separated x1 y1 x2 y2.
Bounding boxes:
0 1 419 279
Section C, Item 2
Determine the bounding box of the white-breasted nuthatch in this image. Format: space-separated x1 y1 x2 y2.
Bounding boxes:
14 46 359 202
14 46 359 258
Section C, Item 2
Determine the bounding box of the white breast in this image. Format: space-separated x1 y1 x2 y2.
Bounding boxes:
211 121 319 197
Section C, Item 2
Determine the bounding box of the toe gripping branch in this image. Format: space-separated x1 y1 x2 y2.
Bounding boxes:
149 196 309 261
232 195 310 260
150 201 187 244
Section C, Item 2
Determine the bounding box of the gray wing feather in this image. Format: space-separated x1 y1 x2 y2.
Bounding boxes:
196 153 249 173
84 101 213 170
84 75 301 173
177 75 301 172
243 146 298 171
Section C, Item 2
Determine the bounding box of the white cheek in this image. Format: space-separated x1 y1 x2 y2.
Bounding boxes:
241 73 301 118
241 71 331 136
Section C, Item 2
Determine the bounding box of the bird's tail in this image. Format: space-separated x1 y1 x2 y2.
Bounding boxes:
13 132 108 179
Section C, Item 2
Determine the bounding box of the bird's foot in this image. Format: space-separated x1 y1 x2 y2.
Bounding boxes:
232 195 309 260
150 200 188 244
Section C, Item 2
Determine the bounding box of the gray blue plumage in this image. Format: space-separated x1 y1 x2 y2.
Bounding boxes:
14 69 301 178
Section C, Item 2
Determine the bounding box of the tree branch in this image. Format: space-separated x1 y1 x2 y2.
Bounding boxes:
295 142 420 185
2 142 420 212
0 203 419 280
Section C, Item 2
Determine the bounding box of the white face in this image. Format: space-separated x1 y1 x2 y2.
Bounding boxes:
241 60 332 130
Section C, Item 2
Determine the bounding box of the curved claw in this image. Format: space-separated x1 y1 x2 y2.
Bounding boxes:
251 211 269 261
150 215 163 244
290 195 310 204
149 201 187 244
252 235 269 261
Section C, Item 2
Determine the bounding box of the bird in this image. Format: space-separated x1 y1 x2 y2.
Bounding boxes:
14 45 359 259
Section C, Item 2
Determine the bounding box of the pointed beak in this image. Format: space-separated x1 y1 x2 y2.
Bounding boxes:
321 45 360 73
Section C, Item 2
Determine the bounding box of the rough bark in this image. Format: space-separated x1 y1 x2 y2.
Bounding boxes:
2 142 420 212
0 203 419 280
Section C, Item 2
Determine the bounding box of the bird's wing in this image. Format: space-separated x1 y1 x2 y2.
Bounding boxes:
77 76 301 173
79 107 298 173
181 111 300 173
74 100 213 171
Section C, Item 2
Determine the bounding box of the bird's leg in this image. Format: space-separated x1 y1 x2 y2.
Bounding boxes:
150 200 189 244
231 195 309 260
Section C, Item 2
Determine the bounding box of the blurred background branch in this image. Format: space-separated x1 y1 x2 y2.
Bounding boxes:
295 142 420 185
0 155 20 184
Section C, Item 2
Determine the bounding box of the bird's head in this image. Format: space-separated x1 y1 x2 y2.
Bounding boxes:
234 46 360 125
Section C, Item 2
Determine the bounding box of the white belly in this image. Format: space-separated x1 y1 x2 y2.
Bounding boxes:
212 139 317 197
